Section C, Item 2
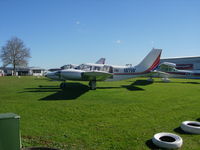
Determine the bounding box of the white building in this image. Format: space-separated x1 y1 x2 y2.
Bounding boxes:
0 67 46 76
29 67 46 76
160 56 200 70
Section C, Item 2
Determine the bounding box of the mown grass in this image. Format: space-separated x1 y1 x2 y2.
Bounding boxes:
0 76 200 150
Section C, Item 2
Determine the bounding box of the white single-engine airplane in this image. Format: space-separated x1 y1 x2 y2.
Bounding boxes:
46 48 162 90
157 62 200 79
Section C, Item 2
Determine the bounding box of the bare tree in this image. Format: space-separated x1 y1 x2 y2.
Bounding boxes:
0 37 31 75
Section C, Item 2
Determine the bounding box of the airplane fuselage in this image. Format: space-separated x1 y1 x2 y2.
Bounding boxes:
48 65 152 82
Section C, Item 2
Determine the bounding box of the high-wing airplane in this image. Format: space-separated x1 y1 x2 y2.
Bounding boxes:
46 48 162 90
157 62 200 79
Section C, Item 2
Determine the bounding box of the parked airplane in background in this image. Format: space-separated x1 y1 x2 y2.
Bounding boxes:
157 62 200 79
95 58 106 64
46 48 162 90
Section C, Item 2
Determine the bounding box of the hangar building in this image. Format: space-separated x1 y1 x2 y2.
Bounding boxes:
160 56 200 70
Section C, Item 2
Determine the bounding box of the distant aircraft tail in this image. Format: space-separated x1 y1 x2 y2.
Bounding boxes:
96 58 106 64
135 48 162 72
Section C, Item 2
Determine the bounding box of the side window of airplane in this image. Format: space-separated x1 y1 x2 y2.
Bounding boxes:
114 69 119 72
109 67 113 73
102 66 109 72
94 67 100 71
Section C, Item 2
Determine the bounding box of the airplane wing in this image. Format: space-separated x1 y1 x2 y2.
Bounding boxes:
82 71 113 81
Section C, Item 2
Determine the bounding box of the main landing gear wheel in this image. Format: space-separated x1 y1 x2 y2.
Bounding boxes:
89 81 96 90
60 82 66 89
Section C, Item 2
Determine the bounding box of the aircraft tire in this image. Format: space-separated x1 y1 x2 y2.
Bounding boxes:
180 121 200 134
152 132 183 149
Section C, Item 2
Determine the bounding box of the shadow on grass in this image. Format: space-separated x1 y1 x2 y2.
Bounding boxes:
145 139 159 150
132 80 153 86
97 82 145 91
24 83 89 100
23 81 146 100
197 118 200 122
173 127 193 135
122 83 145 91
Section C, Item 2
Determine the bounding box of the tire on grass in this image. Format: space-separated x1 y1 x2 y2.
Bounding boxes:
181 121 200 134
152 132 183 149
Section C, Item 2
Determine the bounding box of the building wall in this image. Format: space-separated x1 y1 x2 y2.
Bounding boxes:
29 69 45 76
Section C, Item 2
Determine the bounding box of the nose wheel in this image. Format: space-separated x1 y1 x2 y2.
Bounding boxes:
89 81 96 90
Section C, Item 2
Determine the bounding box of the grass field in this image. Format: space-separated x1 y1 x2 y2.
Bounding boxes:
0 76 200 150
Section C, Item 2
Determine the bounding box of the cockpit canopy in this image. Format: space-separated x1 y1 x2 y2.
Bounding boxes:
158 62 177 72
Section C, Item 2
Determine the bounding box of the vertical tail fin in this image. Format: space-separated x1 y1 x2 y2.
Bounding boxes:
135 48 162 72
96 58 106 64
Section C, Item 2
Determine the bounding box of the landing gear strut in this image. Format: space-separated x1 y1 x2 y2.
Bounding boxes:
147 77 154 82
89 80 96 90
60 82 66 89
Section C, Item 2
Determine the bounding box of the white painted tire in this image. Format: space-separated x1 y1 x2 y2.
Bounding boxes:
152 132 183 149
181 121 200 134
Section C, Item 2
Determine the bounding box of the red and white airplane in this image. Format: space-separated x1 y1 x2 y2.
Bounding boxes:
46 48 162 90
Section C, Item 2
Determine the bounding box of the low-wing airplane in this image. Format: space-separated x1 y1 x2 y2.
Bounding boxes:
45 58 106 80
46 48 162 90
157 62 200 79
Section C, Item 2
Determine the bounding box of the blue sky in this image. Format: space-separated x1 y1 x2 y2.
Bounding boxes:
0 0 200 69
